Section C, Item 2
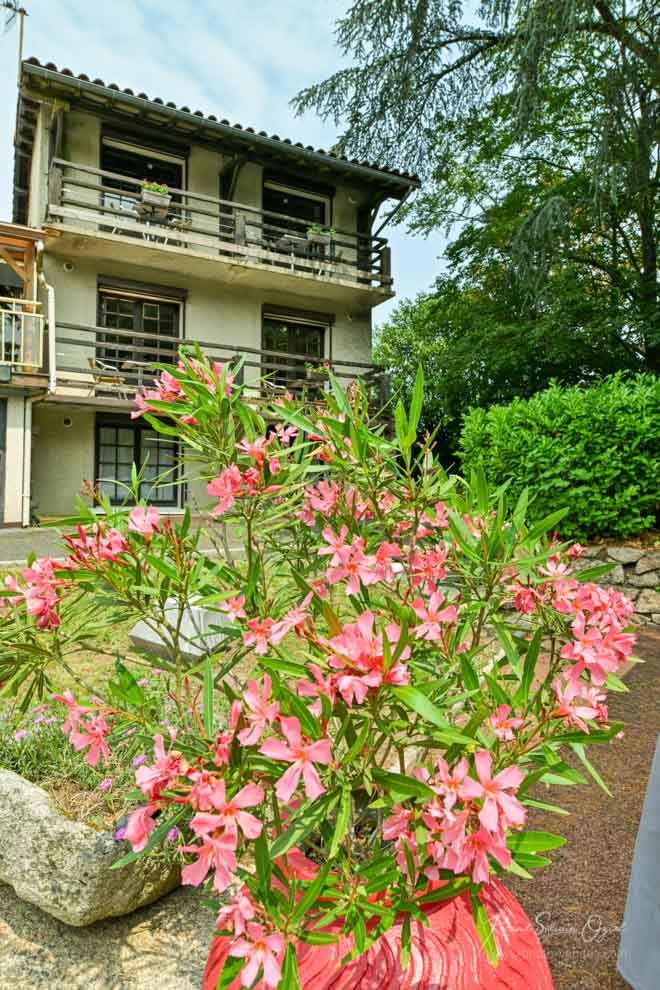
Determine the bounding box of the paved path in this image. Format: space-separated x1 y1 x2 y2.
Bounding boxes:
0 884 216 989
0 522 226 565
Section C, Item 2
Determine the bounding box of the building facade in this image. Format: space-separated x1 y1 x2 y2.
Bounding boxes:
1 57 418 524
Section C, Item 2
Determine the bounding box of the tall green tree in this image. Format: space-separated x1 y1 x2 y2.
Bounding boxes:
295 1 660 369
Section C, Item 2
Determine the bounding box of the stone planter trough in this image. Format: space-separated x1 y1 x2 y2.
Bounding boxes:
0 768 179 926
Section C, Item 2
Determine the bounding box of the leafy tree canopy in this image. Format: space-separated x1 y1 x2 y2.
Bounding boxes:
295 1 660 369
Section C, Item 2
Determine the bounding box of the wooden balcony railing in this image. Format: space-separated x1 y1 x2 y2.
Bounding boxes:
0 297 45 371
53 322 390 411
47 160 393 290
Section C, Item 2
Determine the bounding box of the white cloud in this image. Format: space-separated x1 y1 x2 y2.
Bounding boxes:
0 0 444 314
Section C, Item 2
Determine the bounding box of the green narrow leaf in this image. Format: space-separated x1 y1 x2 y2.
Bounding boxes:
508 830 567 854
203 658 214 738
271 792 340 858
328 786 352 859
570 742 613 797
408 366 424 435
372 768 434 801
400 913 412 971
391 685 474 744
215 954 244 990
470 887 499 967
459 653 480 692
280 944 302 990
515 628 543 706
253 831 272 898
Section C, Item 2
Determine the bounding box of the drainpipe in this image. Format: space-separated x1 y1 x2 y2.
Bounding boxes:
35 240 57 393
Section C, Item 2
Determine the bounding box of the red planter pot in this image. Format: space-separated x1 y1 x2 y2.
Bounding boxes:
202 880 554 990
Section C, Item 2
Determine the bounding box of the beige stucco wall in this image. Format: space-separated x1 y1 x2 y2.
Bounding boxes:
31 403 95 518
2 395 28 525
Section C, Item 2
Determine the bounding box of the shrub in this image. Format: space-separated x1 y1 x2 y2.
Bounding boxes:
459 374 660 542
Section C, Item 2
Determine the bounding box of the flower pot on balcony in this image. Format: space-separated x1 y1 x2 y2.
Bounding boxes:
140 188 171 219
307 231 332 246
202 879 554 990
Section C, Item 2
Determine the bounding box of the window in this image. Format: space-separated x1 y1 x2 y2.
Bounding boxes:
262 181 330 240
262 310 326 391
96 416 179 506
100 138 185 213
97 289 181 372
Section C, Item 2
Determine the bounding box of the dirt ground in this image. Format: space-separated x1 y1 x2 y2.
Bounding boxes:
506 626 660 990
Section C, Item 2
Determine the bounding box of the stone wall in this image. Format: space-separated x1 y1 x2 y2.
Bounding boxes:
582 545 660 626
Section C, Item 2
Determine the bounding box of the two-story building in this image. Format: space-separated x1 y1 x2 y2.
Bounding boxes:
1 57 418 524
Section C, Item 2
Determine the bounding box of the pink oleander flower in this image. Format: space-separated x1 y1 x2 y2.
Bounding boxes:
324 611 410 705
410 544 449 592
69 713 112 766
297 663 337 717
194 781 264 843
489 705 524 742
275 423 298 447
243 616 276 656
219 594 247 621
180 826 238 892
236 436 269 467
237 675 279 746
52 688 89 734
552 678 608 732
217 887 256 937
411 591 458 640
429 756 471 811
318 524 350 564
135 733 187 798
560 613 622 686
229 923 285 989
445 824 512 885
259 716 332 802
125 803 159 851
207 465 243 516
461 750 526 832
128 504 161 537
324 537 379 596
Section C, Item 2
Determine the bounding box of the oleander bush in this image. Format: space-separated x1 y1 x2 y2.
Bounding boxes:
0 357 639 987
459 374 660 543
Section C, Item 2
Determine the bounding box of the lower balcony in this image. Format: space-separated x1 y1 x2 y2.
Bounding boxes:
48 321 389 413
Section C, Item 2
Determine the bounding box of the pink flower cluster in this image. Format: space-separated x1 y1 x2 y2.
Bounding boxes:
133 359 234 421
53 689 112 766
207 433 286 516
385 750 527 886
4 557 68 629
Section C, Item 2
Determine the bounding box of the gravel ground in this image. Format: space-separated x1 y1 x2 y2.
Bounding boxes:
507 627 660 990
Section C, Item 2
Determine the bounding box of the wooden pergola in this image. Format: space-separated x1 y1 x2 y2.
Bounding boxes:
0 220 44 300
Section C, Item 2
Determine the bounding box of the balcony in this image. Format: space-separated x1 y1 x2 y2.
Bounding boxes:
50 321 390 413
46 161 394 303
0 297 45 373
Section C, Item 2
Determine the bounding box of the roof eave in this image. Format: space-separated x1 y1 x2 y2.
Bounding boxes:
20 61 421 196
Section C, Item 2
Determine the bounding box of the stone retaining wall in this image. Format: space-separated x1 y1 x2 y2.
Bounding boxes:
581 545 660 626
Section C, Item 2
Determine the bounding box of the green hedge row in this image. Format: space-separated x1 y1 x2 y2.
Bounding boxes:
459 374 660 542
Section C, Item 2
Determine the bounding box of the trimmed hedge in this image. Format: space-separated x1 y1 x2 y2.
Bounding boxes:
459 374 660 542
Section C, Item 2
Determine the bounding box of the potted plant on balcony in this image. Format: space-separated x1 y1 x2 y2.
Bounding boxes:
306 223 335 246
0 357 636 989
140 179 171 219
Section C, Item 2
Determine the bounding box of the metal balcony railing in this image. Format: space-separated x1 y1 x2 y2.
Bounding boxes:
47 160 393 290
0 297 45 370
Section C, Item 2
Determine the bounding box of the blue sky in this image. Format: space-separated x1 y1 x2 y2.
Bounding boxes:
0 0 446 323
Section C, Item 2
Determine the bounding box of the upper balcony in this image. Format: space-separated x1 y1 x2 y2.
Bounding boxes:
45 160 394 306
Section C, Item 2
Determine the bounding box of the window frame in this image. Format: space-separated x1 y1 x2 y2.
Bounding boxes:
96 285 183 368
95 414 181 508
262 180 331 226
